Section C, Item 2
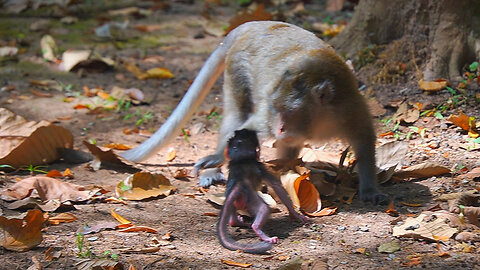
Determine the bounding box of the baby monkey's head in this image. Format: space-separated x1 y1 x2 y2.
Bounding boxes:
225 129 260 161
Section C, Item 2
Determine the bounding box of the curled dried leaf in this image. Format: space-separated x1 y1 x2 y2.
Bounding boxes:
0 209 45 251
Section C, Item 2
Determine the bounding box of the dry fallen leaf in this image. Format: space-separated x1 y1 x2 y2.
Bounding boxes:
436 243 450 257
83 141 137 169
173 168 189 179
166 147 176 162
220 259 252 268
118 225 158 233
0 209 45 251
386 201 399 217
46 170 63 178
111 208 132 225
392 213 457 241
394 162 451 179
75 258 123 270
133 24 162 33
105 197 127 205
402 256 422 267
460 168 480 181
48 212 77 225
104 143 132 150
116 172 176 201
0 108 73 168
141 67 174 79
401 202 422 207
63 168 74 179
448 112 474 131
225 4 272 34
418 79 447 91
40 35 58 62
60 50 90 71
393 102 419 123
367 98 387 117
0 176 100 203
312 207 337 217
280 171 322 216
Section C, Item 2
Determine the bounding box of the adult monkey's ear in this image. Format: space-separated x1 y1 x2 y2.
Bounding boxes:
311 80 334 105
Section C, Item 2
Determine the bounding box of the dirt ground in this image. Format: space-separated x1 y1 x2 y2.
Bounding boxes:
1 1 480 269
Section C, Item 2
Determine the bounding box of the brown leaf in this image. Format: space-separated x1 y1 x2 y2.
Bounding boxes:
63 168 74 179
48 212 77 225
367 98 387 117
118 225 158 233
393 102 419 123
133 24 162 33
418 79 447 91
74 258 123 270
392 213 457 241
448 112 475 131
225 4 272 34
110 208 132 225
46 170 63 178
280 171 322 215
166 147 176 162
0 108 73 168
115 172 176 201
0 176 100 202
105 197 127 205
394 163 451 179
30 89 52 97
309 207 337 217
386 201 399 217
401 202 422 207
221 259 252 268
124 63 144 79
104 143 132 150
0 209 45 251
83 141 137 169
140 67 174 80
300 148 343 164
460 168 480 180
173 168 189 179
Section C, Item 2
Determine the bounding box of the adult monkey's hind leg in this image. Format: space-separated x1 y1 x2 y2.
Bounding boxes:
195 70 248 187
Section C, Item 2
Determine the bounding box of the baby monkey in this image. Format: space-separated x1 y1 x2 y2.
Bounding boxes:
217 129 308 254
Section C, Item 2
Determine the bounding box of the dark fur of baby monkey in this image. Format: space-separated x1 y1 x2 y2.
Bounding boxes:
217 129 308 254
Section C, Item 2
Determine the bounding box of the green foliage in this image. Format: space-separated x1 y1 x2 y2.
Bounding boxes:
76 233 119 260
206 110 221 120
76 233 94 258
469 61 478 72
135 110 153 126
356 44 378 67
0 164 15 170
21 164 48 175
181 128 190 143
238 0 252 5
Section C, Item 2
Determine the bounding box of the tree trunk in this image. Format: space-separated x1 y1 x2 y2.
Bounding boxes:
330 0 480 82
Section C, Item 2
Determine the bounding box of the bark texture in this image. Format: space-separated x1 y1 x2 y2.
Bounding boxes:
330 0 480 82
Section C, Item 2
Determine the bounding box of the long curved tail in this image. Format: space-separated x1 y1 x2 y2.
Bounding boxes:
217 220 272 254
217 186 272 254
120 35 234 162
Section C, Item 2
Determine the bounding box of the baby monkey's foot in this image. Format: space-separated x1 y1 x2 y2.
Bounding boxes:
229 215 251 228
263 236 279 244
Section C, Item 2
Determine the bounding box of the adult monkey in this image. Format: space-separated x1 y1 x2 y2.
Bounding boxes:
121 21 388 205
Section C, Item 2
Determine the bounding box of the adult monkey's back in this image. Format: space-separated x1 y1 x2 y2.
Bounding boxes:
120 21 389 205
